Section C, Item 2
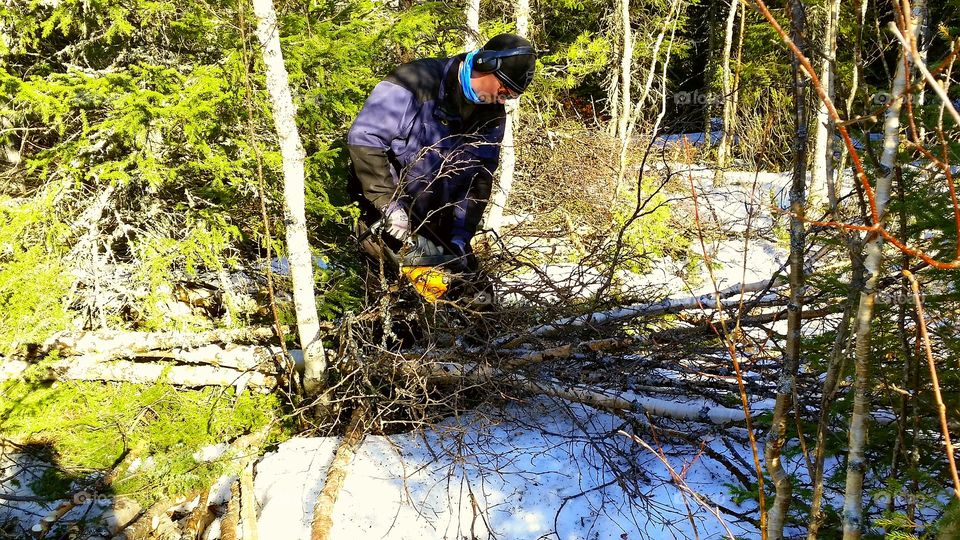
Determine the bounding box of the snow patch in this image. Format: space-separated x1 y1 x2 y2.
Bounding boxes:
253 398 759 539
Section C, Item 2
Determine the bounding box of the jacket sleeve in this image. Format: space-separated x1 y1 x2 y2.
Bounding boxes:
450 117 505 246
347 81 418 210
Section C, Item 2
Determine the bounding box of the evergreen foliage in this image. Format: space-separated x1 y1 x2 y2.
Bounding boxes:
1 0 959 535
0 373 283 505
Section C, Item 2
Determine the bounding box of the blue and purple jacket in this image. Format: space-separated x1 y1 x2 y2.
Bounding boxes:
347 53 506 249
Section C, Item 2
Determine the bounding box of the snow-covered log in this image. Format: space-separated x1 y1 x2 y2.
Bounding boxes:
506 278 787 344
415 357 752 425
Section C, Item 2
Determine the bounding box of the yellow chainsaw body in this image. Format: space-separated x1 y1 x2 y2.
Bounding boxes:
401 266 449 302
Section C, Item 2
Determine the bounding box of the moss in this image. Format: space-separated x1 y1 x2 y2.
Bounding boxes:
0 376 286 506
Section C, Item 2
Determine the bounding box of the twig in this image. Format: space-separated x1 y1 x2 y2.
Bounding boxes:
618 430 737 540
888 23 960 128
902 270 960 500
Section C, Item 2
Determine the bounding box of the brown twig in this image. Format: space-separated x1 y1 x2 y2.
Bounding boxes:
902 270 960 500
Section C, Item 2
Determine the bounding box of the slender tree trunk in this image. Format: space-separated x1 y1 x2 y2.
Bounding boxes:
806 7 866 531
484 0 529 235
616 0 632 141
832 0 868 207
252 0 327 395
607 48 621 137
764 0 806 537
714 0 739 184
810 0 840 201
841 3 924 537
702 0 720 144
729 0 745 153
615 0 682 189
807 248 865 539
464 0 480 51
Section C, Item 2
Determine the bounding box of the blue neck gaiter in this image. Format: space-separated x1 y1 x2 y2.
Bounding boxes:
460 49 484 104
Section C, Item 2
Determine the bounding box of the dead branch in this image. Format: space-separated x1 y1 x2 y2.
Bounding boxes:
311 402 370 540
503 278 787 346
413 356 752 424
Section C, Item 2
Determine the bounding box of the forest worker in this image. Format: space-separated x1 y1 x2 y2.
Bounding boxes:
346 33 536 301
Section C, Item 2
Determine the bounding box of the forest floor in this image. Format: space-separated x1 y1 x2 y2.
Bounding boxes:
248 164 804 540
2 164 853 539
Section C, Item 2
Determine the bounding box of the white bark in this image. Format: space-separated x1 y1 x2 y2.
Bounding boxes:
240 462 259 540
485 0 530 235
419 359 752 424
615 0 682 188
842 3 924 537
42 327 290 357
7 355 277 388
464 0 480 51
810 0 840 200
252 0 326 395
616 0 632 141
518 278 786 340
715 0 739 179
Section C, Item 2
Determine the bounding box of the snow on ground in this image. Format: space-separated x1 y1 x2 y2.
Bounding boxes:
2 164 809 539
498 163 796 303
254 397 761 540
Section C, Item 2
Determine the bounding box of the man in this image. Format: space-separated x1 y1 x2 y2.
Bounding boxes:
347 33 536 298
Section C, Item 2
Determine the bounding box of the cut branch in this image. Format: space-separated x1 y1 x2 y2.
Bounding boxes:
311 402 369 540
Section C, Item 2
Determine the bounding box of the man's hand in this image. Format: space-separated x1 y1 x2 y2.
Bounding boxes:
371 203 451 265
381 202 411 242
407 235 445 258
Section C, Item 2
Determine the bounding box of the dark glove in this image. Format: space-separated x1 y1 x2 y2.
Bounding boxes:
402 235 446 262
449 239 478 273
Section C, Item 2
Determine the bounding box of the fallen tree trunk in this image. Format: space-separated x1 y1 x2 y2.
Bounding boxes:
412 356 754 425
1 356 279 389
501 279 788 346
40 326 319 357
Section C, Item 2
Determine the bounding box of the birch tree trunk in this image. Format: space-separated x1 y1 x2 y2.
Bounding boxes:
616 0 632 141
614 0 683 189
841 3 925 537
702 0 720 145
252 0 327 395
810 0 840 200
484 0 529 235
831 0 868 207
714 0 739 184
464 0 480 51
764 0 806 537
